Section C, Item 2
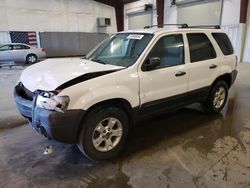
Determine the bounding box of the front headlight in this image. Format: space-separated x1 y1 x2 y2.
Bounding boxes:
36 91 70 113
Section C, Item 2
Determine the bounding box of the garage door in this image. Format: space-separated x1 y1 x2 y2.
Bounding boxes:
128 11 152 30
177 0 222 26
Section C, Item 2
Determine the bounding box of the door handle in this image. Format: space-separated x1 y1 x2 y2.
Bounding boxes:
209 64 217 69
175 71 186 77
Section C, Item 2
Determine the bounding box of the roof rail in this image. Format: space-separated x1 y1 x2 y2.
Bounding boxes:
144 24 188 29
187 25 221 29
144 24 220 29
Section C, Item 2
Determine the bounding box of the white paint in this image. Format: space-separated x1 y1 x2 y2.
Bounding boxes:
0 0 117 33
20 58 124 92
20 29 236 112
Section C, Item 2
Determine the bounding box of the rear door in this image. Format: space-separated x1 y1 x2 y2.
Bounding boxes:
185 32 220 96
12 44 29 61
211 32 236 70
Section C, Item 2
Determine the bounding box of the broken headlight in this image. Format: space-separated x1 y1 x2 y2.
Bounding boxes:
36 91 70 113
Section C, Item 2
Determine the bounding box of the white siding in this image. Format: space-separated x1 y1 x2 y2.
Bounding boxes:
0 0 117 33
243 2 250 63
243 24 250 63
0 31 11 45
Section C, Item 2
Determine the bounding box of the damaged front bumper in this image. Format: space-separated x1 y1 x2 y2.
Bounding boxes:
14 83 85 144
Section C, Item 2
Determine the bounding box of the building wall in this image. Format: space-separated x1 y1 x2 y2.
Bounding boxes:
40 32 108 57
0 0 117 33
0 32 11 45
124 0 240 28
243 2 250 62
164 0 178 25
0 0 115 57
221 0 241 25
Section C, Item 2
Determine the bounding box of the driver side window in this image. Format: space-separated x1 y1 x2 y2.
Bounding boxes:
148 34 184 68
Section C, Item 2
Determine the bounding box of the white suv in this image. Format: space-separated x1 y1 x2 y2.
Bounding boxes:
14 26 237 160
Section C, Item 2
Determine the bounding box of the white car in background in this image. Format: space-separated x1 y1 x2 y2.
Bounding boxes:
0 43 46 64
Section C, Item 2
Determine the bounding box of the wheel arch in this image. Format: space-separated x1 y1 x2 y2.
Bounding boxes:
26 53 37 59
212 73 232 89
86 98 133 118
77 98 134 137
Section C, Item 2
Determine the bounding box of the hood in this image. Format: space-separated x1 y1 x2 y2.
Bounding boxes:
20 58 124 92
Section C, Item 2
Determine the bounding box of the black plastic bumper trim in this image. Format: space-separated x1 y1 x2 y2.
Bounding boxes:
14 86 85 144
231 69 238 84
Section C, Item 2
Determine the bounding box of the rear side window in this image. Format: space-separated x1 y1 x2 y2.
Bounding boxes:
13 45 30 50
23 45 30 49
212 33 234 55
13 45 23 50
187 33 216 63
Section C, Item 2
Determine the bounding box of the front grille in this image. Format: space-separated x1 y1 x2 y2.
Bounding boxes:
16 82 34 101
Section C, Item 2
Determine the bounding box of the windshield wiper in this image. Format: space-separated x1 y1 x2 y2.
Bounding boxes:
91 58 106 64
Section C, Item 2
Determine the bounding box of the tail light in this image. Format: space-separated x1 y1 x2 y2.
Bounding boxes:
41 48 45 52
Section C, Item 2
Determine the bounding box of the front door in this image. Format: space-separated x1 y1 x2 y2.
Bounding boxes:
138 34 189 115
0 45 13 61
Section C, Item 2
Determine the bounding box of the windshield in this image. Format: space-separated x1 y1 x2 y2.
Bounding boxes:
86 33 153 67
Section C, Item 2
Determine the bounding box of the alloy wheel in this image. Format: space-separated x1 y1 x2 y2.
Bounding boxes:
213 86 226 109
92 117 123 152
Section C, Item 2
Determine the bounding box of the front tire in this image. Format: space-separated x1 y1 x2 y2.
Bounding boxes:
77 106 129 160
203 81 228 113
26 54 37 64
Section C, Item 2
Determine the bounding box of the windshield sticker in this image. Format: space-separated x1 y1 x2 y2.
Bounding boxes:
127 34 144 40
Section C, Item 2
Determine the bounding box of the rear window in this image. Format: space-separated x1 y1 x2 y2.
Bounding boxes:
23 45 30 49
212 33 234 55
187 33 216 63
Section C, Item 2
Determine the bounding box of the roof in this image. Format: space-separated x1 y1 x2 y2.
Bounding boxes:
119 27 223 35
2 43 31 46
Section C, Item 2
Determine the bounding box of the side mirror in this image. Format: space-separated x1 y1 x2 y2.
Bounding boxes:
144 57 160 71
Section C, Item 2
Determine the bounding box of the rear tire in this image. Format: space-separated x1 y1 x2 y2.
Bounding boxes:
203 81 228 114
77 105 129 161
26 54 37 64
